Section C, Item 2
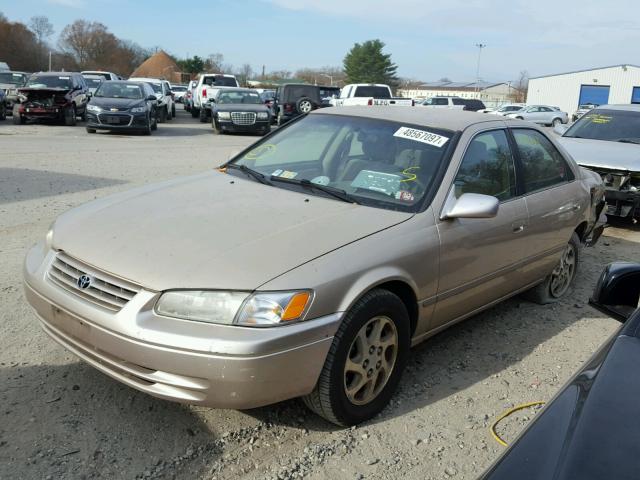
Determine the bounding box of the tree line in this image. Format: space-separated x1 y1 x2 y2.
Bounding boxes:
0 12 151 75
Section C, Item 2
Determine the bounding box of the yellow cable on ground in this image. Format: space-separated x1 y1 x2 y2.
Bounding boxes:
490 401 546 447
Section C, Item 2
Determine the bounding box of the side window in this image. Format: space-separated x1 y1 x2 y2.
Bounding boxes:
435 98 449 106
512 129 574 193
454 130 517 201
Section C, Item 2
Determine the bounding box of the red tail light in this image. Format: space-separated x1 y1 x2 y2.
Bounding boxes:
367 98 373 106
202 88 207 98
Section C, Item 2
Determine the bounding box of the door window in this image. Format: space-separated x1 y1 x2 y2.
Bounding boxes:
512 129 574 192
454 130 517 201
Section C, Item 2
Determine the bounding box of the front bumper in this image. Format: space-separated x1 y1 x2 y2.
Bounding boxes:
86 111 150 130
217 119 270 133
17 104 65 120
24 245 340 409
604 188 640 218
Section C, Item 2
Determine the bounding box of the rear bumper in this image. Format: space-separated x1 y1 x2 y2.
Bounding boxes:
23 245 340 409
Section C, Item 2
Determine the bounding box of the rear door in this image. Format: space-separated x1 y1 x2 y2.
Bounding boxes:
509 128 582 283
433 128 529 327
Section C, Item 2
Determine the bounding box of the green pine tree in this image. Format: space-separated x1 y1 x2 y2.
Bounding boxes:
343 39 399 88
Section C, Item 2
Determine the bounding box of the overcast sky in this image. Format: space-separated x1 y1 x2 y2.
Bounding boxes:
3 0 639 82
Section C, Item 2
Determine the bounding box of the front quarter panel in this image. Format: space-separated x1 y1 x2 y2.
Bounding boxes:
258 209 440 339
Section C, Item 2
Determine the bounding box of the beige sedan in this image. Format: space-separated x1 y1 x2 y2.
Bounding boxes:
24 107 606 425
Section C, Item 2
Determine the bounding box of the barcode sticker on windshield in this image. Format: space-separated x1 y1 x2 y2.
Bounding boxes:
393 127 448 147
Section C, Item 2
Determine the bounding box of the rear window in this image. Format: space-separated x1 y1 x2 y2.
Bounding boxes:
353 86 391 98
203 76 238 87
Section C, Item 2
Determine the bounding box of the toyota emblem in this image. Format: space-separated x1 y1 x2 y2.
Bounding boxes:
77 275 92 289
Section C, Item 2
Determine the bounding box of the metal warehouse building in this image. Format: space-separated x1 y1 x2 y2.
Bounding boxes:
527 64 640 115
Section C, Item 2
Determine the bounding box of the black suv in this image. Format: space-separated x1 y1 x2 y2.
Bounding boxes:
273 84 332 125
452 98 486 111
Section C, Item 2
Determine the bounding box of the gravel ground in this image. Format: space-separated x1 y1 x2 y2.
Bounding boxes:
1 110 638 480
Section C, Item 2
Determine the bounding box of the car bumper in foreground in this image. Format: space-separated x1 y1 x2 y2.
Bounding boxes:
217 119 270 133
23 245 340 409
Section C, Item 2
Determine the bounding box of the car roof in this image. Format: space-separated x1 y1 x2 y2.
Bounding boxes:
314 106 524 131
593 104 640 112
33 72 80 76
129 77 164 83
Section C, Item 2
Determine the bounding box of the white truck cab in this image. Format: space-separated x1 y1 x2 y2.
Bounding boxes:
332 84 413 107
192 73 239 121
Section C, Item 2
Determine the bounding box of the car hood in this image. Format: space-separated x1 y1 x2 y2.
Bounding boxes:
214 104 269 113
52 171 412 291
89 97 145 110
558 136 640 171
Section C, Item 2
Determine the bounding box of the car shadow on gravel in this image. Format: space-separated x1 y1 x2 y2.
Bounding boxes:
0 168 127 204
0 361 217 479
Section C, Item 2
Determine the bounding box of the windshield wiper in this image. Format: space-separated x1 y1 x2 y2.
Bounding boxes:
269 176 359 204
225 163 273 185
616 138 640 145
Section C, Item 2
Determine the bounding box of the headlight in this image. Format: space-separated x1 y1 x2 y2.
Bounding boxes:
130 106 147 113
218 112 231 120
155 290 313 327
257 112 269 119
87 104 102 113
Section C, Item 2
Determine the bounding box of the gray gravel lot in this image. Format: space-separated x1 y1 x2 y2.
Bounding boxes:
1 110 638 480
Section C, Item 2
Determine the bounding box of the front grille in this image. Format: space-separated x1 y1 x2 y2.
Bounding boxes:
47 252 140 312
97 113 133 126
231 112 256 125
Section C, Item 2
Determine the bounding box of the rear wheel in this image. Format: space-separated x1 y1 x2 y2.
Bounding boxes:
64 105 76 126
199 107 208 123
524 233 580 304
303 289 410 426
191 107 199 118
296 97 313 114
551 118 562 127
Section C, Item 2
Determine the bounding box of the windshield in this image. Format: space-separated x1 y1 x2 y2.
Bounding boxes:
203 75 237 87
172 85 187 92
26 75 72 89
84 78 103 88
216 90 262 104
230 114 453 212
0 72 27 85
499 105 522 112
95 83 143 99
564 109 640 142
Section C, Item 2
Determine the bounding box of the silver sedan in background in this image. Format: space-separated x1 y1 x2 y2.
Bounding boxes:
506 104 569 126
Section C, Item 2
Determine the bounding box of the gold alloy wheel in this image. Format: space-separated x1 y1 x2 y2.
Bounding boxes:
344 315 398 405
550 243 576 298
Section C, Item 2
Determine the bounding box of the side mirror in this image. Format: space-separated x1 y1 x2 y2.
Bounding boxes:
442 192 499 220
553 124 569 135
589 263 640 322
147 95 157 101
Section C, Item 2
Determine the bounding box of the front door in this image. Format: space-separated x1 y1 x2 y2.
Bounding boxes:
433 129 529 327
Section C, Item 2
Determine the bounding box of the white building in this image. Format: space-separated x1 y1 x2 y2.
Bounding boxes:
527 64 640 115
399 81 514 109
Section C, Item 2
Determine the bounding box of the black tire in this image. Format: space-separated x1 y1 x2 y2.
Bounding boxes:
86 128 96 133
64 105 76 126
551 118 562 127
524 232 581 304
80 107 87 122
171 104 176 118
260 125 271 136
151 112 158 131
191 107 199 118
158 107 167 123
143 114 152 135
295 97 313 114
0 103 6 121
302 289 410 426
199 107 208 123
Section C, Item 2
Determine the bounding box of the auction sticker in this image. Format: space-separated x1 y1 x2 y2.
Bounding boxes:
393 127 448 147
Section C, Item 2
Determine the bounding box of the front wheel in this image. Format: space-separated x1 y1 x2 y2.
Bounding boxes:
0 103 6 121
524 232 580 304
158 107 167 123
86 127 96 133
171 104 176 118
551 118 562 127
303 289 410 426
64 105 76 126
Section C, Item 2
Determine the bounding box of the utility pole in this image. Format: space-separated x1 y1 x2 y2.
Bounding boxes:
474 43 486 95
48 51 52 71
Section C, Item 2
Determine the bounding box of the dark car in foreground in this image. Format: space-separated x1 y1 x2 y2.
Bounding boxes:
555 105 640 220
483 262 640 480
85 81 158 135
211 88 271 135
13 72 89 125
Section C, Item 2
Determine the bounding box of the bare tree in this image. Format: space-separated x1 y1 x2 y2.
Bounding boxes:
510 70 529 102
58 20 118 70
236 63 253 86
29 15 54 43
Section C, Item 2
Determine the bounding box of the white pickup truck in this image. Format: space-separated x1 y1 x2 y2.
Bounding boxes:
332 84 413 107
192 73 239 121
